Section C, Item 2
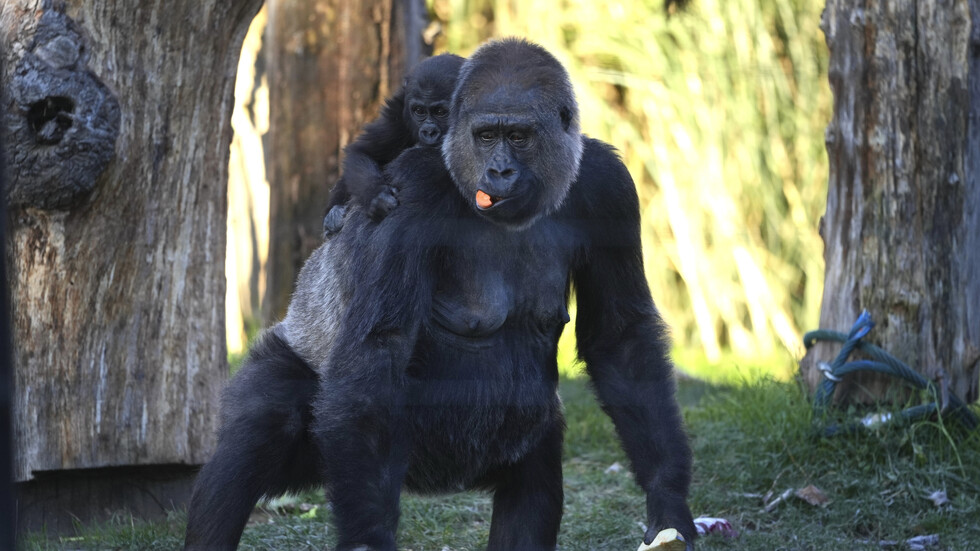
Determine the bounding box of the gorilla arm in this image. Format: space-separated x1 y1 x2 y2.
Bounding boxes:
285 209 434 549
324 90 411 230
337 105 409 218
571 141 696 547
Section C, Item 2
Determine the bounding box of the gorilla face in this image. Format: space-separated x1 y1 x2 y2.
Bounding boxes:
405 94 449 146
443 39 584 230
402 54 465 147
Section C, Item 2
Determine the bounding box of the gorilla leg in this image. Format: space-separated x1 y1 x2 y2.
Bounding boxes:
486 421 564 551
313 356 414 551
184 330 321 551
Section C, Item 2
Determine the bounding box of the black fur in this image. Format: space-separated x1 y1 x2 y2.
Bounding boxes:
184 332 321 551
323 54 465 234
185 39 694 551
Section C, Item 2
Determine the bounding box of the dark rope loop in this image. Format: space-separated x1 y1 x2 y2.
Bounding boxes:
804 310 978 435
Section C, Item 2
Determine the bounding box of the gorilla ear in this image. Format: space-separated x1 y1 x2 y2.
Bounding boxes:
559 106 573 132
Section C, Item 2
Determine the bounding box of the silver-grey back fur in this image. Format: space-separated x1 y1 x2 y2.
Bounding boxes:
279 233 355 370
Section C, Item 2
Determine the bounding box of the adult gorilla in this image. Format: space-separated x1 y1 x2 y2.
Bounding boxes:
184 39 695 550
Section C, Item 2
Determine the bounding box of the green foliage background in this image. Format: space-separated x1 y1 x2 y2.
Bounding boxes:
429 0 831 379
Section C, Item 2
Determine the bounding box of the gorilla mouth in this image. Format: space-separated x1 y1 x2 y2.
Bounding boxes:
473 189 540 228
475 190 502 209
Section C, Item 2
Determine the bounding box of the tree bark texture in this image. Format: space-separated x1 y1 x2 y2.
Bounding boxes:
802 0 980 404
263 0 429 322
0 56 15 549
1 0 262 482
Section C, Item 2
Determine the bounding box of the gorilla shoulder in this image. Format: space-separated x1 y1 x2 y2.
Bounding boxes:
561 137 642 221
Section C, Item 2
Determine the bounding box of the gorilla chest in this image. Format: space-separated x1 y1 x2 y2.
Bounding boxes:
431 265 512 339
402 222 572 491
428 228 572 343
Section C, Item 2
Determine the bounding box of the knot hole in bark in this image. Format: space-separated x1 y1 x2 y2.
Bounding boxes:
2 6 120 211
27 96 75 145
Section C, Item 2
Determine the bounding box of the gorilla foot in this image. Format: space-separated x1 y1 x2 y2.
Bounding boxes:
368 186 399 221
323 204 349 236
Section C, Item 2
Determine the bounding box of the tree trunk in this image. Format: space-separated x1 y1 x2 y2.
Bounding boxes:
801 0 980 404
263 0 429 322
1 0 261 530
0 59 14 550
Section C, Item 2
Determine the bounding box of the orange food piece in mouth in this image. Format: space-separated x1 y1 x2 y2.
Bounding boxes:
476 190 494 208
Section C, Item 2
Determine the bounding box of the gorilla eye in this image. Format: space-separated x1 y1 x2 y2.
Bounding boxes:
478 131 496 143
412 106 426 117
432 106 448 118
508 132 528 145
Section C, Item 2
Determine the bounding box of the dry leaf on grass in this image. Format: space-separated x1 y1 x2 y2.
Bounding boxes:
794 484 830 507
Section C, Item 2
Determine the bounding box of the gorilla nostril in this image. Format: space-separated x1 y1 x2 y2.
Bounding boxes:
419 127 440 145
488 168 517 180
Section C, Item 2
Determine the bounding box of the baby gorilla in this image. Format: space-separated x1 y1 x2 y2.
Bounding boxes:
322 53 465 234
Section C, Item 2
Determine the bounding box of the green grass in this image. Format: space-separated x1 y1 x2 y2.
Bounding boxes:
690 380 980 549
20 374 980 550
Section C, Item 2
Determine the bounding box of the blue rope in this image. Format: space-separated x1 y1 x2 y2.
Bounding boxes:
804 310 978 436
